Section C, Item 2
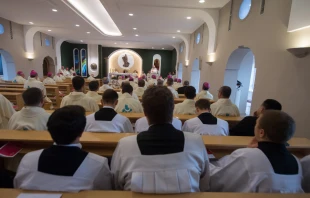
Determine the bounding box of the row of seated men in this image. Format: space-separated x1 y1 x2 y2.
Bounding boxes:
0 86 309 193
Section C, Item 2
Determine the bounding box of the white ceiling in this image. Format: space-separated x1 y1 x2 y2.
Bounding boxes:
0 0 230 50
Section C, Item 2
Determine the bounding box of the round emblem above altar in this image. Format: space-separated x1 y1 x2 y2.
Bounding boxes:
118 52 134 69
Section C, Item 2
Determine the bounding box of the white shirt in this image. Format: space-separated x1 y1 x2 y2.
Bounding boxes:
85 107 134 133
182 113 229 136
64 70 71 77
60 92 99 112
0 94 16 129
209 148 303 193
24 78 47 96
168 86 179 98
134 87 145 97
174 99 196 115
118 92 139 101
111 132 210 193
12 76 26 84
43 77 56 85
115 93 143 113
53 75 63 82
86 91 102 103
87 76 95 81
99 84 112 92
196 90 214 100
8 106 50 131
301 155 310 192
135 117 182 133
14 144 112 192
210 98 240 116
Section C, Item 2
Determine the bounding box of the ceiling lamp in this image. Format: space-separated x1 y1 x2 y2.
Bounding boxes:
129 13 134 16
199 0 205 3
177 30 181 32
52 9 58 12
186 16 192 20
29 22 34 24
62 0 122 36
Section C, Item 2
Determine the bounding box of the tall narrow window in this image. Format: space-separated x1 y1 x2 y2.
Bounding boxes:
80 49 87 77
0 54 3 76
73 48 80 74
260 0 265 15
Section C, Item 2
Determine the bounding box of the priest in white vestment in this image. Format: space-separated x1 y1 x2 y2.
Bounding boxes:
210 86 240 116
58 66 65 74
0 94 15 129
134 79 146 97
209 110 303 193
129 77 138 90
115 83 143 113
148 75 157 86
43 72 56 85
173 79 182 90
86 81 102 103
53 73 64 82
166 78 179 98
87 74 96 81
174 86 196 115
196 82 213 100
12 71 26 84
99 77 113 92
135 116 182 133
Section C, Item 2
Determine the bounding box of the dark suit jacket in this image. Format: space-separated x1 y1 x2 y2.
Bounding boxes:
229 116 258 136
177 86 188 94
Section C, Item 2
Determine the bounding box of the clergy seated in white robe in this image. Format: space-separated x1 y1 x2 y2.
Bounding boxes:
209 110 303 193
99 77 112 92
53 74 64 82
58 66 65 74
173 79 182 90
12 71 26 84
43 72 56 85
134 79 146 97
119 81 139 101
148 75 157 86
196 82 213 100
115 84 143 113
182 99 229 136
70 68 75 75
87 74 96 81
14 106 112 192
0 94 16 129
85 90 134 133
86 81 102 103
64 69 71 77
111 86 210 193
60 76 99 112
167 78 179 98
8 88 50 131
129 79 138 90
174 86 196 115
135 116 182 133
301 155 310 192
210 86 240 116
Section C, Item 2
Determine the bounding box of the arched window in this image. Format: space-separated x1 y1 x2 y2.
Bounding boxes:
80 49 87 77
0 24 4 35
73 48 80 74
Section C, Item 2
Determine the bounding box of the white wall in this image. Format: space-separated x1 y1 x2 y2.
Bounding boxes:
0 50 16 80
223 69 238 102
288 0 310 32
87 44 99 77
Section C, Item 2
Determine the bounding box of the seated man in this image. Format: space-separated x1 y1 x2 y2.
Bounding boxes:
0 94 16 129
135 116 182 133
115 84 143 113
129 77 138 90
87 74 95 81
196 82 213 100
301 155 310 192
148 75 157 86
14 106 112 192
86 81 102 103
134 79 146 97
167 78 179 98
173 79 182 90
209 110 303 193
230 99 282 136
53 73 64 83
61 76 99 112
182 99 228 136
99 77 112 92
210 86 240 116
85 89 133 133
43 72 56 85
111 86 209 193
174 86 196 115
177 80 189 94
8 88 50 131
119 81 139 101
12 71 26 84
157 79 164 86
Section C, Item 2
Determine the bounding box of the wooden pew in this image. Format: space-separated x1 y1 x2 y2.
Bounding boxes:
0 87 26 93
46 84 71 95
0 92 24 110
45 87 61 108
179 94 185 98
0 130 309 158
1 189 309 198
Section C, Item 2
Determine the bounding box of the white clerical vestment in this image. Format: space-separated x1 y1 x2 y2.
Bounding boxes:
60 92 99 112
118 92 139 101
182 113 229 136
301 155 310 192
85 107 134 133
134 117 182 133
115 93 143 113
43 77 56 85
129 81 138 90
174 99 196 115
99 84 112 92
173 83 182 90
196 90 214 100
111 128 210 193
134 87 145 97
24 78 46 96
210 99 240 116
168 86 179 98
87 76 95 81
8 106 50 131
53 75 63 82
86 91 102 103
12 76 26 84
0 94 16 129
148 79 157 86
14 144 112 192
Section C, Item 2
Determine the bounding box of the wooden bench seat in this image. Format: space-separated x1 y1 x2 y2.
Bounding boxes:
0 92 24 110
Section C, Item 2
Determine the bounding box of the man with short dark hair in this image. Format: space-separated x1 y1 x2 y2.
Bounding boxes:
8 88 50 130
157 79 164 86
14 106 112 191
134 79 146 97
177 80 190 94
167 78 179 98
115 83 143 113
119 81 139 101
174 86 196 115
111 86 210 193
210 110 303 193
183 99 228 136
61 76 99 112
99 77 112 92
230 99 282 136
86 81 102 103
210 86 240 116
85 89 133 133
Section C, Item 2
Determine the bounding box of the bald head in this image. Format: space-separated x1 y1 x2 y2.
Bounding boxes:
102 77 109 84
218 86 231 99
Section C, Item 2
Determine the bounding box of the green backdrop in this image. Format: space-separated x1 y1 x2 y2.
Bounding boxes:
61 41 88 70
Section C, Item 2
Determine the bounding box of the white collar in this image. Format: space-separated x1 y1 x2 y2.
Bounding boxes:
53 143 82 149
103 106 114 109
